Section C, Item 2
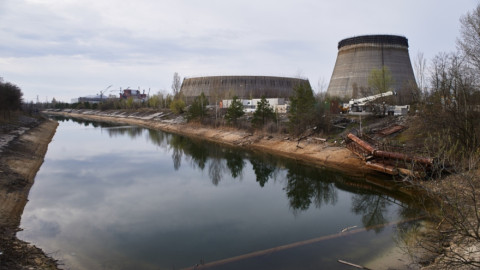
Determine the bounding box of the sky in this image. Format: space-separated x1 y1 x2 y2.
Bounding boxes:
0 0 478 103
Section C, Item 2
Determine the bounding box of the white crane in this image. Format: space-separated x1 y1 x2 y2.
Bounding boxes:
348 91 394 107
99 85 113 101
344 91 395 114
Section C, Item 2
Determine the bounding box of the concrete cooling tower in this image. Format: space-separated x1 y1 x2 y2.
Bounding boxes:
326 35 417 102
180 76 310 104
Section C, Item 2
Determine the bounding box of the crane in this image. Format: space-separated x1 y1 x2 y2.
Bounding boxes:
348 91 394 107
99 85 113 101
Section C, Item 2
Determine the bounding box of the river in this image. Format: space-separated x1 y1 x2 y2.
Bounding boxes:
18 117 422 270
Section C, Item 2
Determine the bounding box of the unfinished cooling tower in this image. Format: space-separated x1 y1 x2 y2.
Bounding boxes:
180 76 310 104
326 35 417 102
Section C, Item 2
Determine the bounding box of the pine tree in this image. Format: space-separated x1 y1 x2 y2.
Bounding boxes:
187 92 209 121
225 96 244 125
252 96 275 127
288 83 315 135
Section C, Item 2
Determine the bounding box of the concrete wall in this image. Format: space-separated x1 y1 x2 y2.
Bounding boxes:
327 35 417 103
181 76 309 104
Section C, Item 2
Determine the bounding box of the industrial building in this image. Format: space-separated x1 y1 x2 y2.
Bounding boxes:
221 98 288 113
180 76 310 104
119 89 147 101
71 95 114 104
326 35 417 103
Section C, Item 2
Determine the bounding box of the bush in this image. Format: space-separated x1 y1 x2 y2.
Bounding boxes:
186 92 208 121
170 99 186 114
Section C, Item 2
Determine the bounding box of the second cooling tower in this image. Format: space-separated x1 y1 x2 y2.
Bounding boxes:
326 35 417 101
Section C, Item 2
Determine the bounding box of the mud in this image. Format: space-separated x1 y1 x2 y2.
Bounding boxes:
0 118 59 270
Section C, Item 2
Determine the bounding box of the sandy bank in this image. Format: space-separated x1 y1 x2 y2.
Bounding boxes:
46 110 371 177
0 118 59 270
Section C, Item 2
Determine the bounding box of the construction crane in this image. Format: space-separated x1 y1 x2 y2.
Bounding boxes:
343 91 394 114
348 91 394 107
99 85 113 101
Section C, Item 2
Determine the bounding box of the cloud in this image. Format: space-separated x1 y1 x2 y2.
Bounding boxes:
0 0 476 102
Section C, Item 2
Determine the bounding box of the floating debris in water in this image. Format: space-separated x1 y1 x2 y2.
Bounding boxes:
341 225 358 233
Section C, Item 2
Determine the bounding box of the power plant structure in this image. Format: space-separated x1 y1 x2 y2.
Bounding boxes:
180 76 310 104
326 35 417 103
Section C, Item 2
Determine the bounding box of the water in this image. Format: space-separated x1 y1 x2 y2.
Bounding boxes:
18 117 421 270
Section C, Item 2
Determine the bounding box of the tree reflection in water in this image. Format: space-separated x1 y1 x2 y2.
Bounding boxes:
208 154 225 186
249 155 277 187
51 117 418 231
169 135 185 171
351 194 390 232
285 164 338 212
225 150 245 179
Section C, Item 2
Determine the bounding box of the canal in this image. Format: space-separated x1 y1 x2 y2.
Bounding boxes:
18 117 422 270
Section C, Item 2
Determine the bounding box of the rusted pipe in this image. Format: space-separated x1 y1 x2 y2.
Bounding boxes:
347 133 433 166
373 150 434 166
366 162 399 175
347 133 375 155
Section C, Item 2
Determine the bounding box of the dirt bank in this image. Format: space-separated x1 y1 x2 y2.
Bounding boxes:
46 110 372 177
0 118 59 270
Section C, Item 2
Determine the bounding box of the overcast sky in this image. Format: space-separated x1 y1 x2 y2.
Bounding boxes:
0 0 477 103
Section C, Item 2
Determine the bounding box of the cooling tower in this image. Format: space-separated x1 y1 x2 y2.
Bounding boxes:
326 35 417 102
180 76 310 104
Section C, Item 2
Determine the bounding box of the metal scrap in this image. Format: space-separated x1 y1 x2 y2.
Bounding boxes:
346 133 433 176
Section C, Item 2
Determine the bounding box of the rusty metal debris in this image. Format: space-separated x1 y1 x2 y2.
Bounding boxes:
346 133 433 176
377 125 407 136
365 161 399 175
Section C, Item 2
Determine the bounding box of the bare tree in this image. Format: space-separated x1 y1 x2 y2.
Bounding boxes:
368 66 395 94
408 157 480 269
317 77 328 94
458 3 480 71
414 51 428 96
410 5 480 267
171 72 181 97
425 52 479 160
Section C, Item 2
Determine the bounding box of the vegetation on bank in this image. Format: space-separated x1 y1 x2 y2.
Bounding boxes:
4 3 480 268
0 78 23 120
400 4 480 269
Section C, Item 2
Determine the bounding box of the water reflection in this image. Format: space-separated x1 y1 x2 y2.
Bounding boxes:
351 194 390 232
285 165 338 212
52 117 418 223
225 150 245 179
30 116 423 269
107 126 144 138
250 155 277 187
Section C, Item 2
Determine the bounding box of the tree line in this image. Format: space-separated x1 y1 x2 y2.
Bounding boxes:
0 78 23 120
404 3 480 269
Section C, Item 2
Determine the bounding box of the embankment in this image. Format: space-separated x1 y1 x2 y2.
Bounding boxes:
0 118 59 270
45 110 371 177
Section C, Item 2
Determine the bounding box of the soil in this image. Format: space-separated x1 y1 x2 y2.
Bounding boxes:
0 116 59 270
